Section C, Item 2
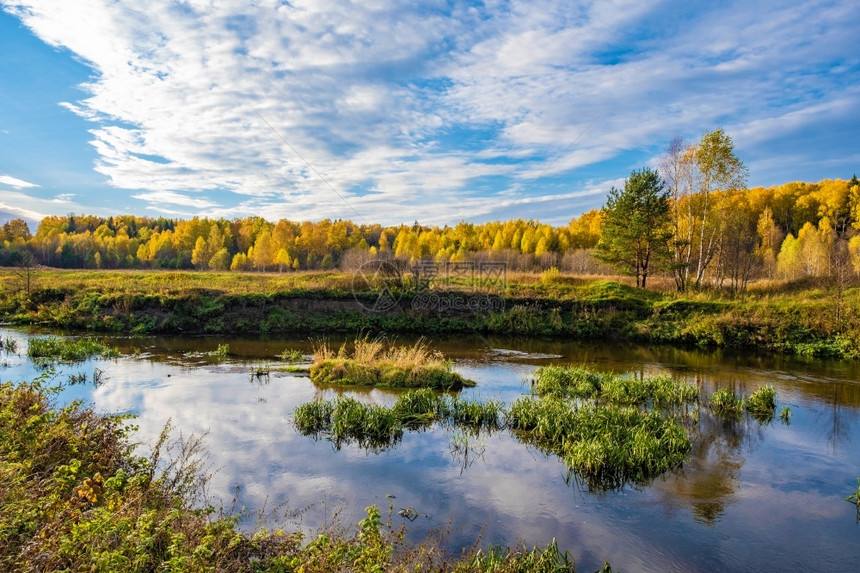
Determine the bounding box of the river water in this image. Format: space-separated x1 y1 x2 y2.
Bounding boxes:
1 326 859 572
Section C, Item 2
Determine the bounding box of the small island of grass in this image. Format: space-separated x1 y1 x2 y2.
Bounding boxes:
309 337 475 391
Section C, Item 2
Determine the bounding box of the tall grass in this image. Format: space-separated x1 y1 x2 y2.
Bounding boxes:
507 396 690 491
745 385 777 422
310 336 475 390
532 366 699 411
299 364 786 491
707 388 745 419
294 389 503 450
27 336 119 364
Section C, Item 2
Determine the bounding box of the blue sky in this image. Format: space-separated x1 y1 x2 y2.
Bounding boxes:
1 0 858 228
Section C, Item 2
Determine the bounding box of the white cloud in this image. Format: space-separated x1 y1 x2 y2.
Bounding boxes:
0 200 43 221
2 0 858 224
0 174 39 189
131 190 219 209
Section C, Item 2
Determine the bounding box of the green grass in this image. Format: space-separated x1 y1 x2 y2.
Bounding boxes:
708 388 745 418
745 385 777 422
2 269 859 360
507 396 690 491
280 348 304 362
297 364 787 491
206 343 230 358
27 336 119 364
294 389 503 450
531 366 699 410
310 337 476 391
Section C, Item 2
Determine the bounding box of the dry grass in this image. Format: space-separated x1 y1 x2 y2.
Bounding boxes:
311 336 475 390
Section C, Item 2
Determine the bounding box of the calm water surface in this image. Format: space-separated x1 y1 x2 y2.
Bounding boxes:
2 327 859 572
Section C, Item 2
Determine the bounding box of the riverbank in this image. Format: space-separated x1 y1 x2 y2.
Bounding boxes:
1 269 858 359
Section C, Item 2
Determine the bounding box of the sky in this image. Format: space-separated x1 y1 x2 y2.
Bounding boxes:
0 0 858 228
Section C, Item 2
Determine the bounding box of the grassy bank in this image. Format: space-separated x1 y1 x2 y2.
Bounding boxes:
2 269 859 359
0 377 589 572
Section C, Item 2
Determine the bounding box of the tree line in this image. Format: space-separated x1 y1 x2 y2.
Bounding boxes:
596 129 860 291
1 128 857 291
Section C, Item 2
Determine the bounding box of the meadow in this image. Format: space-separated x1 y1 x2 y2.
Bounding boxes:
1 268 859 359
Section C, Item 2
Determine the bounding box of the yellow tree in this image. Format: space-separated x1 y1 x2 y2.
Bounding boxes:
252 230 275 271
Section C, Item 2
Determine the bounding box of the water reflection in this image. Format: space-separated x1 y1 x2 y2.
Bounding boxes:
2 327 860 572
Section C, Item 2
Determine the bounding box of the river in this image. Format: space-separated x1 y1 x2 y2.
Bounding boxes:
1 326 858 572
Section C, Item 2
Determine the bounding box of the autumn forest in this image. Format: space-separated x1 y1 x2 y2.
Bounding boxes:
2 131 859 293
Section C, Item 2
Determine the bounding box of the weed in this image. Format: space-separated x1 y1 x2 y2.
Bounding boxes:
67 372 88 385
207 343 230 358
779 405 792 424
708 388 744 418
280 348 304 363
295 389 502 451
92 367 107 387
745 385 777 422
532 366 698 411
847 478 860 523
456 538 576 572
0 336 18 353
27 336 119 365
249 363 271 379
508 396 690 491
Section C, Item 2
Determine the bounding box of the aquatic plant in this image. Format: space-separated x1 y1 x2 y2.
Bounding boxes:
458 538 576 572
846 478 860 506
745 385 777 422
280 348 304 363
779 405 792 424
294 389 503 451
293 398 336 435
440 395 504 430
532 366 698 410
0 336 17 353
207 343 230 358
27 336 119 365
507 396 691 491
847 478 860 523
708 388 744 418
310 336 475 390
329 397 403 450
67 371 88 385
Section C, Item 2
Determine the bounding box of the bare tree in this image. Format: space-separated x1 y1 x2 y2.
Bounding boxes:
12 250 37 302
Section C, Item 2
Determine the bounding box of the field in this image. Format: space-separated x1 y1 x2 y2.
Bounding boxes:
1 268 858 359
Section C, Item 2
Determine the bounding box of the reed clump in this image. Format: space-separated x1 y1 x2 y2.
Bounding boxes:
708 388 745 419
27 336 119 365
294 389 502 450
280 348 304 363
532 365 699 410
507 396 690 491
310 337 475 391
745 385 777 422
